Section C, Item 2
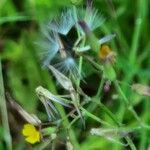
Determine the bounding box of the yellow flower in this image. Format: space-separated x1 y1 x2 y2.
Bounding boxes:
22 124 41 144
99 44 112 59
99 44 116 63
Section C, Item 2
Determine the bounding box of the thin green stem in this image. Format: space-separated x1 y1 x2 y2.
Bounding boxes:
114 81 143 125
77 56 83 87
125 136 137 150
95 75 105 98
93 99 121 126
81 107 111 127
129 0 146 65
73 5 80 38
67 116 80 129
87 77 104 112
101 19 129 53
84 55 104 71
0 60 12 150
73 5 84 90
114 80 129 105
140 95 150 149
55 104 80 149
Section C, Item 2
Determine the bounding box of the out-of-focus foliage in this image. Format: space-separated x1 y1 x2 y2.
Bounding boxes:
0 0 150 149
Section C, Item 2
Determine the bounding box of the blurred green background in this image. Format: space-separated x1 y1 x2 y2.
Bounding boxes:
0 0 150 149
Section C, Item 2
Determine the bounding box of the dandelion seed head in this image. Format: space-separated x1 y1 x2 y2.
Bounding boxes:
86 9 105 30
65 57 76 68
78 6 105 31
38 7 98 78
36 28 60 67
54 56 81 80
48 9 76 35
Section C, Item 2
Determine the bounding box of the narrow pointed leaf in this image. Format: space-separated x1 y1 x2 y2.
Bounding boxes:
48 65 74 91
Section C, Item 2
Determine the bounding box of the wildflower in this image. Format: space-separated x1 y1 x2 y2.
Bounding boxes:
99 44 116 64
22 124 41 144
99 44 112 59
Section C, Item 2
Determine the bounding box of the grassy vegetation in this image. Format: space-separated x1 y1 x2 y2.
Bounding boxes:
0 0 150 149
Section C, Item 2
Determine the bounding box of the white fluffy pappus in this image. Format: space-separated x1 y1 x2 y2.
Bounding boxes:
38 4 105 79
54 56 81 80
48 9 76 35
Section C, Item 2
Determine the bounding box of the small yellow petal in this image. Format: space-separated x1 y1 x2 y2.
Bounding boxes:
22 124 36 136
25 131 40 144
99 44 112 60
22 124 41 144
99 44 116 64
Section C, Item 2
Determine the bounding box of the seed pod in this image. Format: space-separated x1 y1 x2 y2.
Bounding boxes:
131 83 150 96
48 65 74 91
